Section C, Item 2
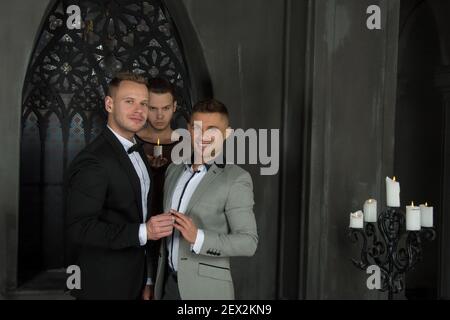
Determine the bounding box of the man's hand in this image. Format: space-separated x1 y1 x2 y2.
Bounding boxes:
146 155 168 169
171 210 198 244
142 285 154 300
146 213 174 240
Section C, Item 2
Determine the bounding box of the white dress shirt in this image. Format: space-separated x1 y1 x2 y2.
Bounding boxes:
167 164 207 272
107 126 150 245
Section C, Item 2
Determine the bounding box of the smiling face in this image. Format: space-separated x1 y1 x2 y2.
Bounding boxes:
189 112 230 163
105 80 149 140
147 91 176 131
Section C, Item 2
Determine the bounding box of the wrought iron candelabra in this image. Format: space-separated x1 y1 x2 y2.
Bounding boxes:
349 207 435 300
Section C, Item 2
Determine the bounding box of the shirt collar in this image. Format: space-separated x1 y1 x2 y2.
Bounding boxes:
184 163 208 173
186 152 226 171
107 125 136 152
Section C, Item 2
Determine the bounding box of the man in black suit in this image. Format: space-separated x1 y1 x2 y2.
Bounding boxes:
65 72 175 299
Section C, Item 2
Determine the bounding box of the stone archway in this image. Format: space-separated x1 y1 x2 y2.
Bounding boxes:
18 0 211 286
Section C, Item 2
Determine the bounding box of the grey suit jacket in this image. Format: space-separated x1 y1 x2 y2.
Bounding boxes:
154 162 258 300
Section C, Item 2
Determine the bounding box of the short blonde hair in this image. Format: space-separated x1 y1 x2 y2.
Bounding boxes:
107 72 148 97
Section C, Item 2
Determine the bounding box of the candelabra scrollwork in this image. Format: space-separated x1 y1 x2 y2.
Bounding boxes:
349 207 435 300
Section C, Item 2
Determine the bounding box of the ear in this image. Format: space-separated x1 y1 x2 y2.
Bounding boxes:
105 96 113 113
173 100 177 112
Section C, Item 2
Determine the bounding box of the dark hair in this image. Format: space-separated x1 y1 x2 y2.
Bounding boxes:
107 72 148 97
191 98 229 120
148 77 176 100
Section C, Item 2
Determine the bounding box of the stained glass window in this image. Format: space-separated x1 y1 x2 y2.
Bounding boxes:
19 0 192 281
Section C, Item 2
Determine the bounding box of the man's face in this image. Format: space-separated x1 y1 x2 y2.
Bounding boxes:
189 112 230 163
147 92 176 131
105 80 149 137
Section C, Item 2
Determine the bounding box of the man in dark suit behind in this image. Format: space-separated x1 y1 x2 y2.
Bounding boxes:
65 72 175 299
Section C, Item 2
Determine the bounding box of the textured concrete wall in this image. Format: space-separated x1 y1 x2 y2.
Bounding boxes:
0 0 51 295
305 0 400 299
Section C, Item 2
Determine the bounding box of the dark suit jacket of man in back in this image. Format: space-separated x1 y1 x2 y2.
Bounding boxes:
65 127 154 299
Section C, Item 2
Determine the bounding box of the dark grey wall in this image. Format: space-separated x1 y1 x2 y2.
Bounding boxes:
304 0 400 299
0 0 51 297
277 0 309 299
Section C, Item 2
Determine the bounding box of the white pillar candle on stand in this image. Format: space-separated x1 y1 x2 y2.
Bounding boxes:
420 203 433 227
386 176 400 207
349 211 364 229
406 202 421 231
153 138 162 157
363 199 377 222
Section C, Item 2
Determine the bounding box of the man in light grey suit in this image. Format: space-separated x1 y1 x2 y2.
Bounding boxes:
154 99 258 300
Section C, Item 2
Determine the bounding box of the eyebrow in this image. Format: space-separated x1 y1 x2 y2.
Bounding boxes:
149 104 172 108
122 96 149 102
196 125 220 130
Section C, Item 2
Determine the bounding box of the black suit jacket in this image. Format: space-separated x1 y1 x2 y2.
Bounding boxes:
65 128 154 299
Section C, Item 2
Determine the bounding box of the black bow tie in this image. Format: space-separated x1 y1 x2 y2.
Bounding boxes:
127 141 144 154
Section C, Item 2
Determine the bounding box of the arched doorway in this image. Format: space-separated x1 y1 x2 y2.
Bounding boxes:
395 0 449 299
18 0 209 286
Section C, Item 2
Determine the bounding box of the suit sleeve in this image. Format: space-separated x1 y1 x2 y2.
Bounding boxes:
199 171 258 257
65 151 141 250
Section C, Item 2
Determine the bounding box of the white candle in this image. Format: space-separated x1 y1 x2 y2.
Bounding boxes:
406 201 421 231
363 199 377 222
349 210 364 229
386 176 400 207
153 138 162 157
420 203 433 227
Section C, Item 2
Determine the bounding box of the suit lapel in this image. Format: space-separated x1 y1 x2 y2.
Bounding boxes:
185 164 224 215
103 129 143 222
138 146 153 221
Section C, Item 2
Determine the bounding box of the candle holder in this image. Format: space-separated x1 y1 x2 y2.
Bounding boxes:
349 207 435 300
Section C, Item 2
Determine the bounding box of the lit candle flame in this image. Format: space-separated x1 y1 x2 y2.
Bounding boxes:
157 138 160 146
393 176 396 181
411 201 414 207
425 202 428 206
